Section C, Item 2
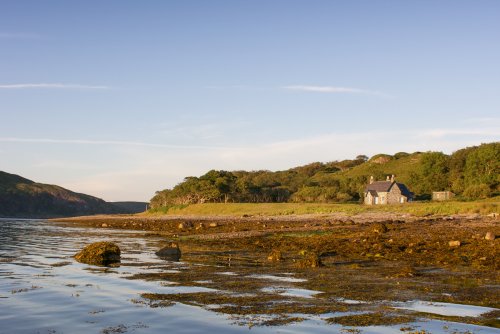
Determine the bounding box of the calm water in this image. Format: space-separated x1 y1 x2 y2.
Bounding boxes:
0 219 498 334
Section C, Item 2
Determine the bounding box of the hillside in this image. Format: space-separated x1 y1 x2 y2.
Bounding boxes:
0 171 146 218
150 142 499 208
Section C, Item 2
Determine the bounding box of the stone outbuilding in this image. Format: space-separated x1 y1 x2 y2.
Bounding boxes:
432 191 455 201
364 175 413 205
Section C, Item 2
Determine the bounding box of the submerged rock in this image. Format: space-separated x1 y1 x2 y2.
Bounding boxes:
74 241 121 266
156 242 181 261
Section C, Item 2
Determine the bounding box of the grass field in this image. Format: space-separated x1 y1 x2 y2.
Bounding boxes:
147 197 499 217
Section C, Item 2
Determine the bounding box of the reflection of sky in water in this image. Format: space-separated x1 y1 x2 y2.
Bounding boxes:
0 219 498 334
261 286 320 299
395 300 496 318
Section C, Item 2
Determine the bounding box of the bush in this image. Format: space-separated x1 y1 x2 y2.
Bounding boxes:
463 184 491 199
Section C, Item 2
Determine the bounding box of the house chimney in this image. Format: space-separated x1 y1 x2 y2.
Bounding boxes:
391 174 395 182
386 175 390 181
369 176 374 184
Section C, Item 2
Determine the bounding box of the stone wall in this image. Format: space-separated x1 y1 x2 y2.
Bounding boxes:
387 185 404 204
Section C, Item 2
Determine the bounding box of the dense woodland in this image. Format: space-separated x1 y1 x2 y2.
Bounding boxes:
150 142 499 208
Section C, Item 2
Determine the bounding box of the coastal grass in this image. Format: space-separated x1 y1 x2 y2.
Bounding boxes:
147 197 499 217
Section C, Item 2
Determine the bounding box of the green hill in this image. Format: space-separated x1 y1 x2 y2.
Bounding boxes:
0 171 145 218
150 142 499 208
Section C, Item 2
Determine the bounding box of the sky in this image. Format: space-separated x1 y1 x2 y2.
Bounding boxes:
1 1 499 202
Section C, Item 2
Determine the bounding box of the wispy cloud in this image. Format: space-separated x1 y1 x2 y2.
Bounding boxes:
417 128 500 139
0 83 110 90
463 117 500 124
284 85 391 97
0 137 228 150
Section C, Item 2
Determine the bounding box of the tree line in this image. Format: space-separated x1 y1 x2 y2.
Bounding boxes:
150 142 499 208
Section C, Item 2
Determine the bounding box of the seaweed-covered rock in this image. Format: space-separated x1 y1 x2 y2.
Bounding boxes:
372 222 388 234
267 249 283 262
156 242 181 261
178 222 193 229
296 253 323 268
74 241 121 266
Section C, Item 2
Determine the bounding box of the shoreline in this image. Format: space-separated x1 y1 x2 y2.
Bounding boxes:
50 210 495 228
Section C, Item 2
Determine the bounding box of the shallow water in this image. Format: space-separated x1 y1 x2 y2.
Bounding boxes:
0 219 498 334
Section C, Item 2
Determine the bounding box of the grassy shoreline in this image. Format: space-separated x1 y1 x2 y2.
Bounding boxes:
146 198 499 217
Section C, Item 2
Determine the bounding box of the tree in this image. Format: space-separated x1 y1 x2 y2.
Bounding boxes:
356 155 369 162
464 143 500 192
419 152 450 193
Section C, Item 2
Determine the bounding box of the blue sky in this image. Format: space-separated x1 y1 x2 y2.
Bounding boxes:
1 1 499 201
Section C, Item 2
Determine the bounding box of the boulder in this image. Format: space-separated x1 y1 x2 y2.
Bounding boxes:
485 232 496 241
448 240 461 247
156 242 181 261
178 222 193 229
74 241 120 266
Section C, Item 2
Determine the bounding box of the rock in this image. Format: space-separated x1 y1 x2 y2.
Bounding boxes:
74 241 120 266
178 222 193 229
156 242 181 261
485 232 496 241
209 222 218 228
487 213 498 218
448 240 461 247
372 222 388 234
267 250 283 262
296 254 323 268
101 223 108 228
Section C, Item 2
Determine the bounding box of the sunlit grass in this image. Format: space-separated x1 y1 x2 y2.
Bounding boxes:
146 197 498 217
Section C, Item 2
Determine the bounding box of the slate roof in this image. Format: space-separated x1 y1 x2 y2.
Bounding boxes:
365 181 413 198
365 181 392 192
396 183 413 198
